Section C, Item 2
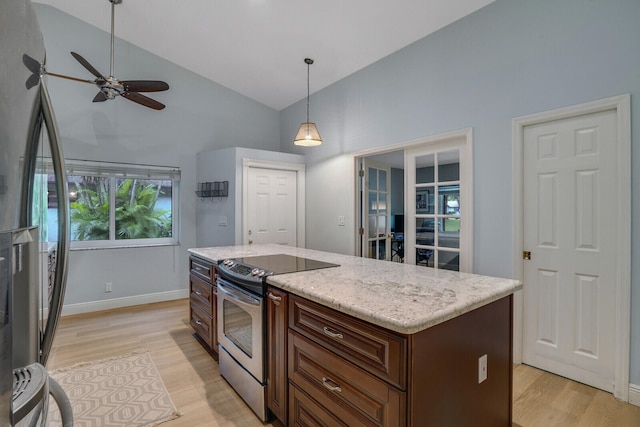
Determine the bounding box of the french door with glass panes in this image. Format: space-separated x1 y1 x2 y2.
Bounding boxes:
361 159 391 261
405 137 472 272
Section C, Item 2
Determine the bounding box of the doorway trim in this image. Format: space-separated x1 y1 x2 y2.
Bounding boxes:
511 94 631 401
241 159 306 247
351 127 473 262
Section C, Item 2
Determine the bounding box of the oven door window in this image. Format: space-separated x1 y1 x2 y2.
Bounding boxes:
223 299 254 357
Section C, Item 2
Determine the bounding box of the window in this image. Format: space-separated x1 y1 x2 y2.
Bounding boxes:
35 159 180 249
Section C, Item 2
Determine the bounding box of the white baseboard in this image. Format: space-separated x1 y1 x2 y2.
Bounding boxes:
629 384 640 407
60 289 189 316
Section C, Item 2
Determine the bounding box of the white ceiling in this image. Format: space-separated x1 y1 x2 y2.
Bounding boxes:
35 0 494 111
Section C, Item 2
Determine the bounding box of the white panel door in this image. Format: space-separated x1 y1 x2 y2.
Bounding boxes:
246 167 297 246
523 109 617 392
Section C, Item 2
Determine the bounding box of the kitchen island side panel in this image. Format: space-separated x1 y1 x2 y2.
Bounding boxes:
409 295 512 426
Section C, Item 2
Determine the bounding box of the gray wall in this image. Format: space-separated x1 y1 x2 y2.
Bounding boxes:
34 5 280 308
279 0 640 384
196 147 304 247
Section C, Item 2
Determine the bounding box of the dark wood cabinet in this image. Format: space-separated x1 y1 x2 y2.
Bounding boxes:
287 295 406 427
266 286 288 425
282 292 513 427
189 255 218 358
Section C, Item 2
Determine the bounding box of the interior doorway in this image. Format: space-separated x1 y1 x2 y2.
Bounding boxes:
242 159 306 247
354 128 473 272
512 94 631 401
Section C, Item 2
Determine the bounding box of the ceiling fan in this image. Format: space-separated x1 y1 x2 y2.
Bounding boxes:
44 0 169 110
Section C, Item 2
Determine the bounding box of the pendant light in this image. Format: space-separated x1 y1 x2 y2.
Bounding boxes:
294 58 322 146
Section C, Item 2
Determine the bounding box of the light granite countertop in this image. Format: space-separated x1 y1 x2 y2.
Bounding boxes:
188 244 522 335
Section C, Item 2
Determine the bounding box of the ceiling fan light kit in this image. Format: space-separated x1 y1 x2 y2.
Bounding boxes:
294 58 322 147
44 0 169 110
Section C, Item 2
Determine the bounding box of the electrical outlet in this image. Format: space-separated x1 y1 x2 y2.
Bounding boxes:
478 354 488 383
105 282 113 293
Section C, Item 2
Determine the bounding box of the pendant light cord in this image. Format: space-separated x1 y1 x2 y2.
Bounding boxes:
306 61 310 122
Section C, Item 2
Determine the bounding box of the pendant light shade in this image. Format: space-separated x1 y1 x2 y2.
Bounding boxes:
294 58 322 146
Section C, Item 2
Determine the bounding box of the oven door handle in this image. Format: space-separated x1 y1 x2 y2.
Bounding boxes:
217 280 261 307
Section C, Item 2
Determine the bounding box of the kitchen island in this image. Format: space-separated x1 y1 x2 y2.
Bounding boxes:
188 244 522 426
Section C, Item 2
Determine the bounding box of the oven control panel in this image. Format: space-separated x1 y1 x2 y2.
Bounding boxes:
220 259 269 280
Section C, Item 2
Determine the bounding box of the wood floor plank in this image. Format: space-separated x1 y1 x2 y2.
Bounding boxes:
48 299 640 426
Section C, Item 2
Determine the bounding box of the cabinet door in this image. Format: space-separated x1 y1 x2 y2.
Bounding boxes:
267 286 288 424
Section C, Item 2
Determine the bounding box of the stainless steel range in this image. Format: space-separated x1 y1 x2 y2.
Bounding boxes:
216 254 338 421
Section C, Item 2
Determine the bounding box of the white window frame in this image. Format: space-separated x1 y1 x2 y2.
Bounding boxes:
47 159 180 249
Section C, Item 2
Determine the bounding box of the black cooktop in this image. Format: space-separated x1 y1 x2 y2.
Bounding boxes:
235 254 339 275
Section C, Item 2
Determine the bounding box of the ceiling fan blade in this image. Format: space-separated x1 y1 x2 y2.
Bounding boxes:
121 92 165 110
93 91 109 102
22 54 41 89
71 51 106 80
120 80 169 93
22 54 41 74
25 74 40 90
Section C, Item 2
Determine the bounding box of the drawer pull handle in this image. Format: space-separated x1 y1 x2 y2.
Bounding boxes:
268 293 282 301
212 288 218 295
322 377 342 393
195 319 203 326
195 290 203 296
323 327 344 339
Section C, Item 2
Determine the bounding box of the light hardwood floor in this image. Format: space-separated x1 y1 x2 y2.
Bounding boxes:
47 299 640 426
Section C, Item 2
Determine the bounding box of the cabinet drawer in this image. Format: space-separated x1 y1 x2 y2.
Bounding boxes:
289 295 407 389
289 331 405 427
289 384 351 427
190 256 217 283
190 273 215 314
190 304 214 348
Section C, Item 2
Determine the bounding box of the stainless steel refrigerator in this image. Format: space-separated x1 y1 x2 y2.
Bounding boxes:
1 0 71 424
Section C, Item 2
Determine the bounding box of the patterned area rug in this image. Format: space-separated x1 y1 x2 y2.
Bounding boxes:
48 351 181 427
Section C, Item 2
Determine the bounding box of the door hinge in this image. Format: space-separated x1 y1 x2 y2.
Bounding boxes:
358 228 364 235
523 251 531 260
358 170 364 177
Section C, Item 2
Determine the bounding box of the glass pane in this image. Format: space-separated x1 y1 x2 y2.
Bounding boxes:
378 239 386 260
438 251 460 271
223 299 253 357
416 248 433 267
440 226 460 249
379 193 387 214
440 184 460 215
115 178 173 239
368 168 377 190
368 216 376 238
68 175 110 241
376 215 386 237
438 150 460 181
415 154 435 184
368 192 378 214
416 187 434 214
415 218 435 246
379 170 387 192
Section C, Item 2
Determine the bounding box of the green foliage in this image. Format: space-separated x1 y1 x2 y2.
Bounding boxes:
69 177 171 241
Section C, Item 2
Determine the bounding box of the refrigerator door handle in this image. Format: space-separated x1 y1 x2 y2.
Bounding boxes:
37 82 69 367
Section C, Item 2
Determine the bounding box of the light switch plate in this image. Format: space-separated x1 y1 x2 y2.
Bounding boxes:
478 354 488 383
